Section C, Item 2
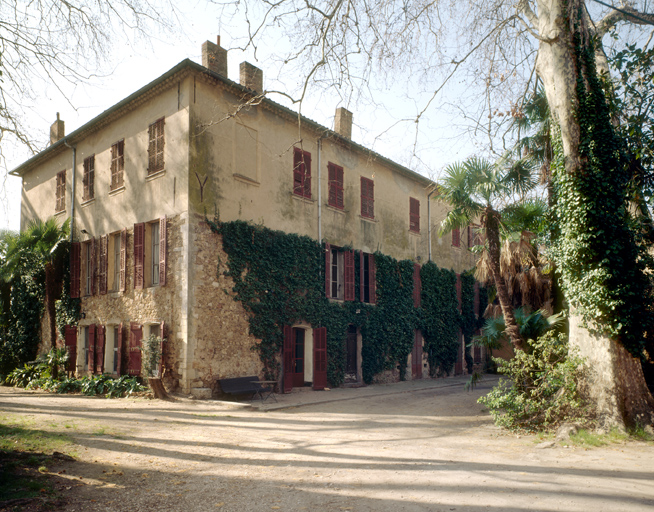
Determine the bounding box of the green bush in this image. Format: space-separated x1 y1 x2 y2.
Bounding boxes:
478 332 592 431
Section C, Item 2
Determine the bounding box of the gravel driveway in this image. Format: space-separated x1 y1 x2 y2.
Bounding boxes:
1 376 653 512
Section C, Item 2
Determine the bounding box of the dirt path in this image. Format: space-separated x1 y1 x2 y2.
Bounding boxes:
2 377 654 512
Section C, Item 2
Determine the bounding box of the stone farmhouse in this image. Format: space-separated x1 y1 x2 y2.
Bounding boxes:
11 38 479 397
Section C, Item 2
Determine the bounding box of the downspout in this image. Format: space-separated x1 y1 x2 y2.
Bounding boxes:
317 137 323 242
427 186 437 262
63 140 76 242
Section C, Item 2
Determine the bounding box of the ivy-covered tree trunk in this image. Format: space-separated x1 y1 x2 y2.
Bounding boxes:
536 0 654 428
485 206 524 352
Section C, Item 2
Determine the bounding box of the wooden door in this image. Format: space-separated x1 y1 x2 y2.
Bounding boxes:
412 330 423 379
313 327 327 390
283 326 293 393
128 323 142 376
95 325 106 374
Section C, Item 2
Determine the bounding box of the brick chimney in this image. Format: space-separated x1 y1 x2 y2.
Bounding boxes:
50 112 65 145
239 62 263 93
202 36 227 77
334 107 353 139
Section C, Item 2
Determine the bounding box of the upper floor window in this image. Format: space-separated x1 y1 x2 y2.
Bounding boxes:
55 170 66 212
134 217 167 290
359 252 376 304
328 163 344 209
409 197 420 233
111 140 125 190
361 177 374 219
325 244 354 301
83 155 95 201
293 148 311 198
148 117 165 175
81 239 96 296
452 227 461 248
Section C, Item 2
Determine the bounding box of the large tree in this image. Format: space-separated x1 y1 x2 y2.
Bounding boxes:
228 0 654 427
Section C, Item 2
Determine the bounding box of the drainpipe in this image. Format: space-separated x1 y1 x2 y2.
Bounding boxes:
63 140 76 242
427 186 437 262
317 137 323 242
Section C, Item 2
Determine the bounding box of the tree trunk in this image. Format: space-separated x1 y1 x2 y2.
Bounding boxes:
148 377 172 400
485 207 524 351
536 0 654 427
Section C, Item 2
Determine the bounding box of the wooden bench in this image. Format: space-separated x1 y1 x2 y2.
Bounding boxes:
218 376 276 402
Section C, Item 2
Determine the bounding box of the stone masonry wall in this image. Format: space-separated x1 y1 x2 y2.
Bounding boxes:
187 215 263 395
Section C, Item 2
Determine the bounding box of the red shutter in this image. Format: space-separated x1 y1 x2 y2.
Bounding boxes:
324 243 331 298
456 273 462 312
90 238 97 295
88 325 96 373
313 327 327 390
116 323 123 376
369 254 377 305
336 165 344 208
410 198 420 232
303 152 311 198
293 148 303 196
344 250 355 301
159 216 167 286
64 326 77 372
413 263 421 308
70 242 80 298
128 322 143 376
359 251 364 302
328 163 344 209
120 229 127 291
99 235 108 295
96 325 105 374
361 177 374 218
134 223 145 290
452 228 460 247
283 325 293 393
328 163 336 207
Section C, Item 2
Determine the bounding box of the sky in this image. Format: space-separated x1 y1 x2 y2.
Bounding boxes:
0 1 513 233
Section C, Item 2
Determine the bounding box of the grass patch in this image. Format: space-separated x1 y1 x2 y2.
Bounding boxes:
567 427 653 447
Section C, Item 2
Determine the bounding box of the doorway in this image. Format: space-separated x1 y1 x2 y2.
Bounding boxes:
345 325 358 383
292 327 305 387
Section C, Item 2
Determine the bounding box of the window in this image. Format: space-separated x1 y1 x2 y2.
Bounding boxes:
112 326 120 373
293 148 311 198
80 239 96 296
56 170 66 212
134 217 167 289
83 155 95 201
148 117 165 175
328 163 344 209
452 227 460 248
361 177 374 219
79 325 103 373
111 140 125 190
324 244 354 301
82 326 91 371
409 198 420 233
359 252 376 304
468 224 483 247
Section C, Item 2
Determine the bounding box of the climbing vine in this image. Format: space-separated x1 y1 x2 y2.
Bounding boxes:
208 217 476 386
550 9 654 357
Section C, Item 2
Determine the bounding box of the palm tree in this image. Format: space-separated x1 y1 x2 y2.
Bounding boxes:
2 218 70 358
439 157 537 352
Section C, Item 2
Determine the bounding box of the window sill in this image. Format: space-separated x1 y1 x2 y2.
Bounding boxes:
146 169 166 182
81 198 95 207
54 209 66 217
359 215 377 223
408 229 421 237
109 185 125 196
325 204 345 214
233 173 260 186
291 193 315 204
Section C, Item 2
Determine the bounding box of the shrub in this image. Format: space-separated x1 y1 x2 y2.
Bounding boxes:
478 331 592 431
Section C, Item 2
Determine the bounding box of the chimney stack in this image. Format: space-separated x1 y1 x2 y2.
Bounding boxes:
334 107 353 139
202 36 228 77
239 62 263 93
50 113 65 145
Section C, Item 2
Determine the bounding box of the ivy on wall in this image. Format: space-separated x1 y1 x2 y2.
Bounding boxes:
208 218 477 386
56 246 81 341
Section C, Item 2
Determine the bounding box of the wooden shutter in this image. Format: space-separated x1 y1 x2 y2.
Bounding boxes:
159 216 167 286
328 163 344 209
148 117 165 174
70 242 80 298
410 198 420 232
99 235 108 295
344 250 355 301
324 243 331 298
361 177 374 218
64 326 77 372
313 327 327 390
452 228 460 247
369 254 377 305
283 325 293 393
120 229 127 292
116 323 123 376
96 325 105 374
413 263 421 308
90 238 97 295
128 323 142 376
134 223 145 290
88 325 96 373
303 152 311 198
